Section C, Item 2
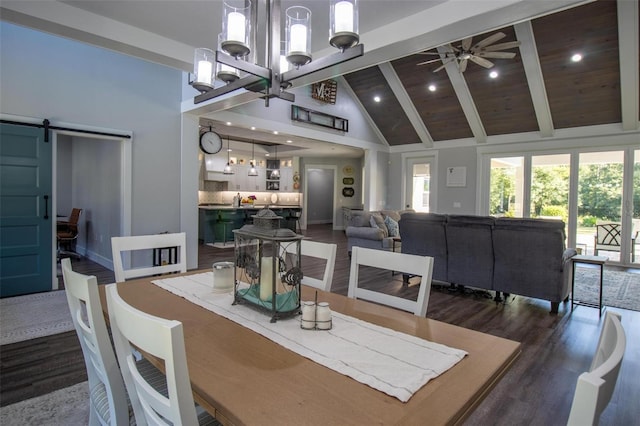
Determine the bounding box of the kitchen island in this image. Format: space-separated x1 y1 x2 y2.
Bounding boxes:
198 205 302 245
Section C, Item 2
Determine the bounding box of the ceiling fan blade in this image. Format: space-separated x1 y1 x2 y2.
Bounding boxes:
469 55 494 68
417 51 445 55
476 51 516 59
480 41 521 52
448 43 460 52
472 32 506 50
417 58 445 66
432 58 456 73
458 59 468 73
461 37 473 51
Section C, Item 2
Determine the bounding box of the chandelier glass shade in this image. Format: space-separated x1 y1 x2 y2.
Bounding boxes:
192 48 215 93
216 33 240 83
221 0 252 58
285 6 312 67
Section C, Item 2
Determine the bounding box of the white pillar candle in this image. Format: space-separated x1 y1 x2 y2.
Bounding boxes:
301 301 316 329
227 11 246 43
289 23 307 53
197 60 213 85
316 302 332 330
334 1 353 33
259 257 273 301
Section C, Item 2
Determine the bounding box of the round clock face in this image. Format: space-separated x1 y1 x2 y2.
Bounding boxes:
199 131 222 154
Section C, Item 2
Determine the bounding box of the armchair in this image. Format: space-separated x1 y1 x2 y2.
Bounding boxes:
57 208 82 259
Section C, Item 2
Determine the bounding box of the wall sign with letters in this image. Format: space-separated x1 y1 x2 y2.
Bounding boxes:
311 79 337 104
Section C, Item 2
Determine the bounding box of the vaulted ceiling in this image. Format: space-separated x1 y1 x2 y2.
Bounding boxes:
344 0 638 148
1 0 638 152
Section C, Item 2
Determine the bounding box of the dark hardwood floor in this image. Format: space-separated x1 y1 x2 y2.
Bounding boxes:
1 224 638 425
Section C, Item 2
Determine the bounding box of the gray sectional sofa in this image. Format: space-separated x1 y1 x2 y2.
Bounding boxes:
399 213 577 313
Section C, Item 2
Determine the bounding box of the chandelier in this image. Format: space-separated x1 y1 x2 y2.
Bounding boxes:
190 0 363 107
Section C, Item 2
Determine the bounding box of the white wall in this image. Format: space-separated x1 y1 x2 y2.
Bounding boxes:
1 22 184 260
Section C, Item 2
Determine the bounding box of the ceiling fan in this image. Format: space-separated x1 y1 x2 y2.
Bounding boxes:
417 32 521 73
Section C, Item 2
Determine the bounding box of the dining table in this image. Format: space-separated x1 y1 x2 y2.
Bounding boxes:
99 270 520 426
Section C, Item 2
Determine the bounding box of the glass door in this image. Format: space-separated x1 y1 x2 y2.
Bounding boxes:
578 151 624 260
489 156 524 217
631 149 640 265
405 157 433 212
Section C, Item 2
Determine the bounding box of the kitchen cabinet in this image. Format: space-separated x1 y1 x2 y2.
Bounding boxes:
227 165 266 191
279 167 293 191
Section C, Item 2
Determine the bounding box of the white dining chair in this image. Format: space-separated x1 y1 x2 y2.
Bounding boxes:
61 258 129 426
347 246 434 317
111 232 187 282
106 283 217 425
284 240 337 291
567 311 626 426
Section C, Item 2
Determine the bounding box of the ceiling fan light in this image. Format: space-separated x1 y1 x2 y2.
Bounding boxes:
489 71 499 79
571 53 583 62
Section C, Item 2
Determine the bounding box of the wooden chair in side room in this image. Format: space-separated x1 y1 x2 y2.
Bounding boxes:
57 208 83 259
284 240 337 291
347 246 434 317
106 284 217 425
111 232 186 282
61 258 129 425
567 311 626 426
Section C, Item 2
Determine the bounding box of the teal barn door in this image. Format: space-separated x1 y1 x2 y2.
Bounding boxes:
0 123 53 297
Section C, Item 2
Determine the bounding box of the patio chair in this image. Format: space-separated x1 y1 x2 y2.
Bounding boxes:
594 222 636 262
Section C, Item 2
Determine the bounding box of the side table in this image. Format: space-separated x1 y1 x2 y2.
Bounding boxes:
571 254 607 317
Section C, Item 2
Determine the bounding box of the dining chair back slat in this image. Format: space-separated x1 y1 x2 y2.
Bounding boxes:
106 283 199 426
111 232 186 282
284 240 337 291
61 258 128 425
347 246 434 317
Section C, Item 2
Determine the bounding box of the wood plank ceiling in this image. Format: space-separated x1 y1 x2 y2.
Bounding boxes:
343 0 635 147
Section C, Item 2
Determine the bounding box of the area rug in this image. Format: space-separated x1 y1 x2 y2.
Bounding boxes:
0 382 89 425
573 267 640 312
0 290 74 346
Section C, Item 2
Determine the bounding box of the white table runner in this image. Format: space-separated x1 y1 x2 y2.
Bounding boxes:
152 272 467 402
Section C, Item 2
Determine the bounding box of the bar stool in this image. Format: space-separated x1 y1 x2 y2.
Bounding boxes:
287 209 302 234
217 213 234 246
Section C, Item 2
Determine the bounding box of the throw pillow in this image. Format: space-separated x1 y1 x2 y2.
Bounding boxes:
369 216 379 229
370 212 389 237
384 215 399 237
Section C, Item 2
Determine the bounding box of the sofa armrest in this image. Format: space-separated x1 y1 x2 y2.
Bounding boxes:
562 248 578 267
345 226 385 241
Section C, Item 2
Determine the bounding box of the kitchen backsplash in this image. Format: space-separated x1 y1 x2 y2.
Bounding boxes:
199 190 302 206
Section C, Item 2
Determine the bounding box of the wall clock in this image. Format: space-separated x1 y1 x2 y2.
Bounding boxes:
199 131 222 154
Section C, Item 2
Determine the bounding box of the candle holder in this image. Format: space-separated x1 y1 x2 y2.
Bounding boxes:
233 209 304 322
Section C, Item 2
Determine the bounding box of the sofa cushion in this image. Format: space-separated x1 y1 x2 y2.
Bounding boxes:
384 215 399 237
370 212 389 237
350 211 372 227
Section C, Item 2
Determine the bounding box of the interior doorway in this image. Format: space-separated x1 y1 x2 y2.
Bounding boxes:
304 165 337 228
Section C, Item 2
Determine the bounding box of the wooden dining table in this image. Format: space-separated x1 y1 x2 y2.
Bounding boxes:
99 270 520 426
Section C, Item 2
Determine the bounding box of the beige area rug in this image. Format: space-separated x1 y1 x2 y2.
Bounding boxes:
0 382 89 425
0 290 74 346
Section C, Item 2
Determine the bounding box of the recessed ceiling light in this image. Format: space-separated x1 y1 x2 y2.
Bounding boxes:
273 130 279 135
286 140 292 143
428 84 436 92
226 122 232 126
250 126 256 130
373 96 381 102
489 71 499 79
571 53 583 62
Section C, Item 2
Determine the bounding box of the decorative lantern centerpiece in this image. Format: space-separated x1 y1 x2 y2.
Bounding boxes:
233 209 304 322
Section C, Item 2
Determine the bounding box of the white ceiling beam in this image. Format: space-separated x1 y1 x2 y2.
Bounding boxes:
514 21 555 137
439 46 487 143
377 62 434 148
0 1 194 71
617 0 639 131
